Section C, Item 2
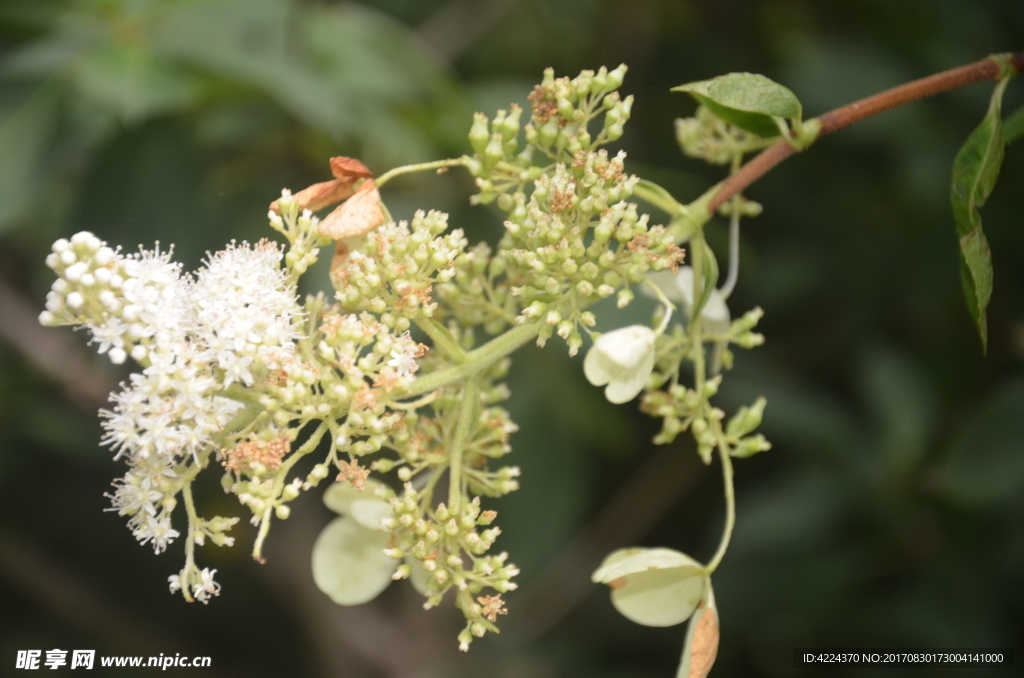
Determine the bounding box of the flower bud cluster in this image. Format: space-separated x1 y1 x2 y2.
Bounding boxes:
524 65 632 159
435 241 520 335
500 155 683 353
674 105 772 165
642 372 771 463
642 376 723 459
332 210 468 322
465 65 632 210
267 189 329 277
384 485 519 649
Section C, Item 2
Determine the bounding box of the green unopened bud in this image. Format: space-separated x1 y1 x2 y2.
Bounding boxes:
608 64 627 89
734 332 765 348
726 397 767 438
485 133 504 165
731 433 772 458
702 375 722 398
469 113 490 155
275 505 291 520
372 458 395 473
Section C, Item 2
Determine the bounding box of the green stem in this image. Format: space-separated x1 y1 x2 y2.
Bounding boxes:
179 465 203 602
633 180 686 217
403 322 540 397
251 420 328 562
690 233 706 391
705 441 735 573
415 318 467 363
375 157 469 188
448 377 480 508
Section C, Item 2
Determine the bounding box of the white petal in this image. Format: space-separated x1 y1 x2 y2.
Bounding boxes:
592 547 704 583
349 498 394 531
611 568 706 627
323 479 387 516
584 342 615 386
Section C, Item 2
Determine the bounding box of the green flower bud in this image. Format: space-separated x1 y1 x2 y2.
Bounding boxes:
608 64 627 89
731 434 772 458
469 113 490 155
726 397 767 438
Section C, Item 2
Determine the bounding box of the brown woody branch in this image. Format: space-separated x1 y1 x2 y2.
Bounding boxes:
708 52 1023 213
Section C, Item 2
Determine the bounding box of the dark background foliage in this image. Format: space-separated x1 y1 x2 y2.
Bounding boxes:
1 1 1022 676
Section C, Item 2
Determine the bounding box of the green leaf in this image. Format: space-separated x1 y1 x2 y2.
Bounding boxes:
592 547 706 627
944 379 1024 506
0 81 62 233
950 77 1009 353
676 584 719 678
311 517 396 605
672 73 801 138
73 42 202 122
1003 104 1024 145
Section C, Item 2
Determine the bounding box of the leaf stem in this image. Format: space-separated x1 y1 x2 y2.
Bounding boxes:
403 322 540 397
708 52 1023 212
415 318 467 364
251 420 328 562
705 441 735 574
375 157 469 188
448 377 480 508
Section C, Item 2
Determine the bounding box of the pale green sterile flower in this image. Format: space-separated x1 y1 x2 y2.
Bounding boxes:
584 325 657 404
312 480 398 605
646 266 730 334
591 546 707 627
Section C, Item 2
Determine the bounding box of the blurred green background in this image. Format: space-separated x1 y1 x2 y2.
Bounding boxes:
1 1 1023 676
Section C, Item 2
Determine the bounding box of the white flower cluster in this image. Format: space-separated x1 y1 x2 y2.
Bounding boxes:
41 232 304 560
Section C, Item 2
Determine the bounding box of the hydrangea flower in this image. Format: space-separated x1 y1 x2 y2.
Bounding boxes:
583 325 657 404
646 266 731 334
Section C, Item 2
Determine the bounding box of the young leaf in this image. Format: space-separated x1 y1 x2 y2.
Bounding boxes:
950 77 1009 353
672 73 801 138
1004 104 1024 145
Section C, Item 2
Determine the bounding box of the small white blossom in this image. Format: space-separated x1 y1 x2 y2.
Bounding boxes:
192 568 221 604
584 325 656 404
646 266 731 334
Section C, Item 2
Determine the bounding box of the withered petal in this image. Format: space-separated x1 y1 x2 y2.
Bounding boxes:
318 179 385 240
269 178 358 215
330 157 374 181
